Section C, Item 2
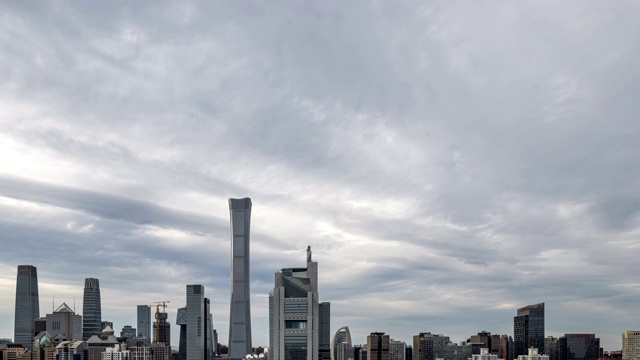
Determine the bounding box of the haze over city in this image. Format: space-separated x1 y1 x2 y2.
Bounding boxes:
1 0 640 353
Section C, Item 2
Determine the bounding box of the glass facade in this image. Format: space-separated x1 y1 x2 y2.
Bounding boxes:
82 278 102 340
14 265 39 350
564 334 599 360
514 303 545 358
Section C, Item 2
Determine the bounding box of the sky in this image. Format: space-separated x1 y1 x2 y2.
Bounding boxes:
1 0 639 352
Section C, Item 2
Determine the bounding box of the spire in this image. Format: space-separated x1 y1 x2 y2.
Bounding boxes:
307 246 312 262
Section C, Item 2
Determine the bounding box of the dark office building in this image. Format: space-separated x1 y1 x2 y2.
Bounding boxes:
82 278 102 340
14 265 40 350
563 334 600 360
319 302 331 360
546 337 559 360
514 303 545 358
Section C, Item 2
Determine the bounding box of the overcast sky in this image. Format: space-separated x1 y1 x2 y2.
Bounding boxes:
1 0 639 351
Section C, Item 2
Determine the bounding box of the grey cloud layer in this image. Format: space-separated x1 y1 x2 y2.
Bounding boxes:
1 0 640 350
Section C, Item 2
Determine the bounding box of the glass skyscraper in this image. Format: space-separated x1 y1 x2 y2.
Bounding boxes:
228 198 252 359
514 303 545 358
82 278 102 340
14 265 39 350
137 305 151 338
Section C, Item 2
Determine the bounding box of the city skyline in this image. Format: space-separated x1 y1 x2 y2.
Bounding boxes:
1 0 640 353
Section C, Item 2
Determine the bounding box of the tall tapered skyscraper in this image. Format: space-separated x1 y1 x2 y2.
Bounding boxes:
228 198 252 359
82 278 102 340
14 265 39 350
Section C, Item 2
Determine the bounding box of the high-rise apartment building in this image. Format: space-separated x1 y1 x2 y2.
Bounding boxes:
269 247 330 360
14 265 40 350
137 306 151 339
228 198 252 360
368 333 390 360
623 331 640 360
514 303 545 358
83 278 102 340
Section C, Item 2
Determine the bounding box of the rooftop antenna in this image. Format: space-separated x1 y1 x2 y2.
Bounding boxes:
52 295 55 312
74 298 76 313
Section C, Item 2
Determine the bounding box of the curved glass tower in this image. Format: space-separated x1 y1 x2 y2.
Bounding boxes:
82 278 102 340
14 265 39 350
228 198 252 359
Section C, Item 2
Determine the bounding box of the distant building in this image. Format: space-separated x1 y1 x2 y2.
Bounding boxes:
545 337 559 360
102 344 130 360
623 331 640 360
319 303 331 360
83 278 102 341
518 348 549 360
121 326 137 339
500 335 514 360
186 285 205 360
269 247 330 360
14 265 40 350
56 340 88 360
367 333 390 360
514 303 545 358
228 198 253 360
412 333 450 360
562 334 600 360
137 306 152 339
390 339 406 360
102 322 114 331
86 326 119 360
473 348 498 360
0 343 27 360
332 327 353 360
152 305 170 346
129 346 151 360
46 303 83 341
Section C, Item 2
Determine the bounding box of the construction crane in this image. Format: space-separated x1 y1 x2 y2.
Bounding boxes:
152 301 170 344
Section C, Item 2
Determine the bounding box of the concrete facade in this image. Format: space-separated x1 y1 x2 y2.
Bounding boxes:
269 247 330 360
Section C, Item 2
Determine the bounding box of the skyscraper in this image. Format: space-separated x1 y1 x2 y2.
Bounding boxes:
269 247 330 360
83 278 102 340
623 331 640 360
187 285 205 360
137 305 151 338
514 303 545 358
178 289 216 360
228 198 252 359
14 265 39 350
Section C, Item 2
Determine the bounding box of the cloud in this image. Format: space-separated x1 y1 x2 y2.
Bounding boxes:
1 0 640 351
